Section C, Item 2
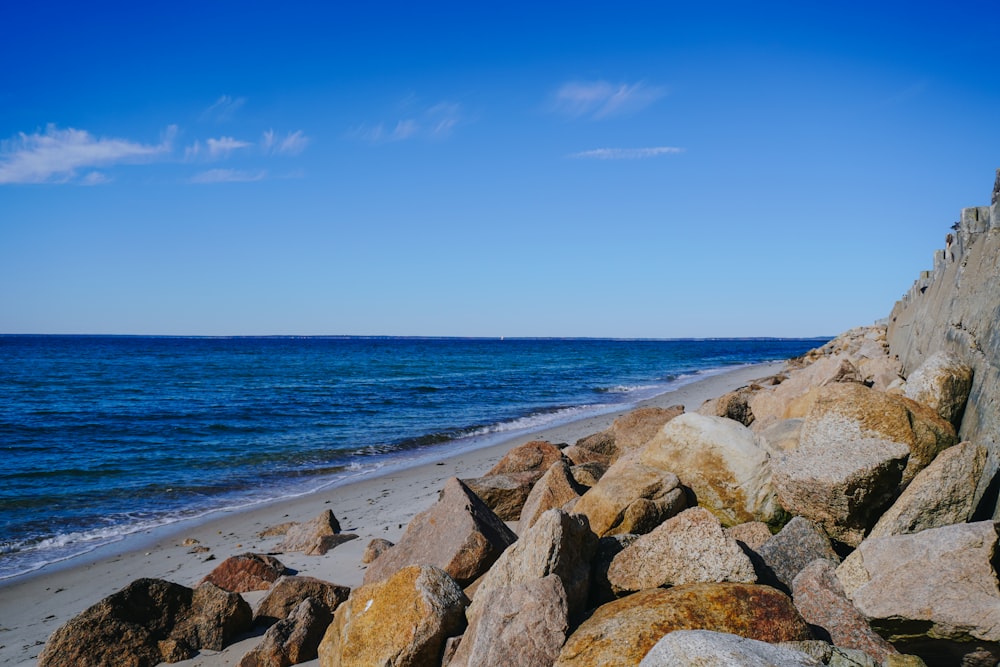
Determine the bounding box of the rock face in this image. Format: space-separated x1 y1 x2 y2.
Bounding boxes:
791 559 897 664
868 441 988 539
241 598 331 667
903 351 974 427
640 412 780 526
361 538 394 564
754 517 840 592
276 510 358 556
487 439 566 476
749 355 865 431
638 630 824 666
607 507 756 594
519 460 583 530
363 477 517 586
201 553 288 593
468 509 597 623
727 521 774 550
462 471 538 521
699 386 759 427
38 578 252 667
572 458 686 537
574 406 685 464
554 582 812 667
589 533 640 608
254 575 351 627
837 521 1000 665
448 575 568 667
318 565 468 667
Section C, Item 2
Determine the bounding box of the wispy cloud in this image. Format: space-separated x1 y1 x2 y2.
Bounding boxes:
551 81 666 119
0 124 174 184
569 146 685 160
80 171 112 185
262 129 310 155
200 95 246 122
352 101 464 143
205 136 252 158
189 168 267 184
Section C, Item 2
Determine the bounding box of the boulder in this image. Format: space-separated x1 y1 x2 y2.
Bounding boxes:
638 630 824 666
487 439 565 476
569 461 607 487
363 477 516 587
462 471 538 520
318 565 468 667
749 355 866 431
571 406 684 464
758 418 804 453
607 507 756 595
38 578 252 667
448 575 568 667
361 538 394 564
837 521 1000 665
563 443 611 466
791 559 897 664
240 598 331 667
201 553 288 593
754 517 839 592
468 509 597 623
589 533 640 607
868 441 988 539
277 510 358 556
519 460 583 530
554 582 812 667
640 413 780 526
903 350 974 427
699 386 759 426
727 521 774 550
572 458 686 536
254 575 350 627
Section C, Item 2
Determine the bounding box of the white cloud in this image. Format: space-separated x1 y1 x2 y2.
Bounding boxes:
352 101 463 143
205 136 252 158
262 129 310 155
189 168 267 184
0 124 173 184
569 146 685 159
552 81 666 119
80 171 112 185
201 95 246 122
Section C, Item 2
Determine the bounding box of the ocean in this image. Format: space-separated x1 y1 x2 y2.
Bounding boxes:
0 335 824 581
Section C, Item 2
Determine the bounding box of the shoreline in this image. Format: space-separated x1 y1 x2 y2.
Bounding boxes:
0 360 783 667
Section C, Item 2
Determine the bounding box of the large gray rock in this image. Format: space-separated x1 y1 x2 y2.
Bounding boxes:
836 521 1000 666
754 517 839 592
363 477 516 586
607 507 756 594
791 559 897 664
448 575 568 667
468 509 596 623
572 458 686 537
640 412 781 527
903 351 974 427
519 459 583 530
638 630 823 666
868 441 988 539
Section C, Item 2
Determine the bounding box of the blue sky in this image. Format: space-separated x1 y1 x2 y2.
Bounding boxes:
2 1 998 337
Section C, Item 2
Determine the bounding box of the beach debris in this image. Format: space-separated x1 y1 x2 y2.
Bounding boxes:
519 460 584 530
466 509 597 624
241 597 330 667
571 458 686 537
461 471 538 521
362 477 516 587
253 575 350 627
639 630 824 666
448 575 568 667
181 537 200 546
554 583 812 667
902 350 974 427
276 509 358 556
318 564 468 667
791 559 897 663
361 538 394 564
201 552 288 592
187 545 210 554
38 578 251 667
607 507 757 596
751 517 839 593
837 521 1000 665
640 412 782 527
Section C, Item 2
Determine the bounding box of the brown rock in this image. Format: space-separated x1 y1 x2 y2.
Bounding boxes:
607 507 756 594
569 461 607 487
303 533 359 556
449 575 568 667
277 510 344 554
726 521 774 550
254 575 350 627
699 386 758 426
318 565 468 667
259 522 298 538
202 553 288 592
572 459 686 537
461 471 538 520
903 350 974 427
607 405 685 456
519 460 583 530
487 439 565 476
754 517 839 592
791 559 897 664
757 418 804 453
240 598 330 667
363 477 516 586
172 582 254 652
554 582 812 667
749 354 867 431
562 444 611 467
361 538 394 564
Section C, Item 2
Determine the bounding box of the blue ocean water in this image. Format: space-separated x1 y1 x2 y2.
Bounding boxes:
0 335 824 580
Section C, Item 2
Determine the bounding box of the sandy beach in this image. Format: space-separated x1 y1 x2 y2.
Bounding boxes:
0 361 784 667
